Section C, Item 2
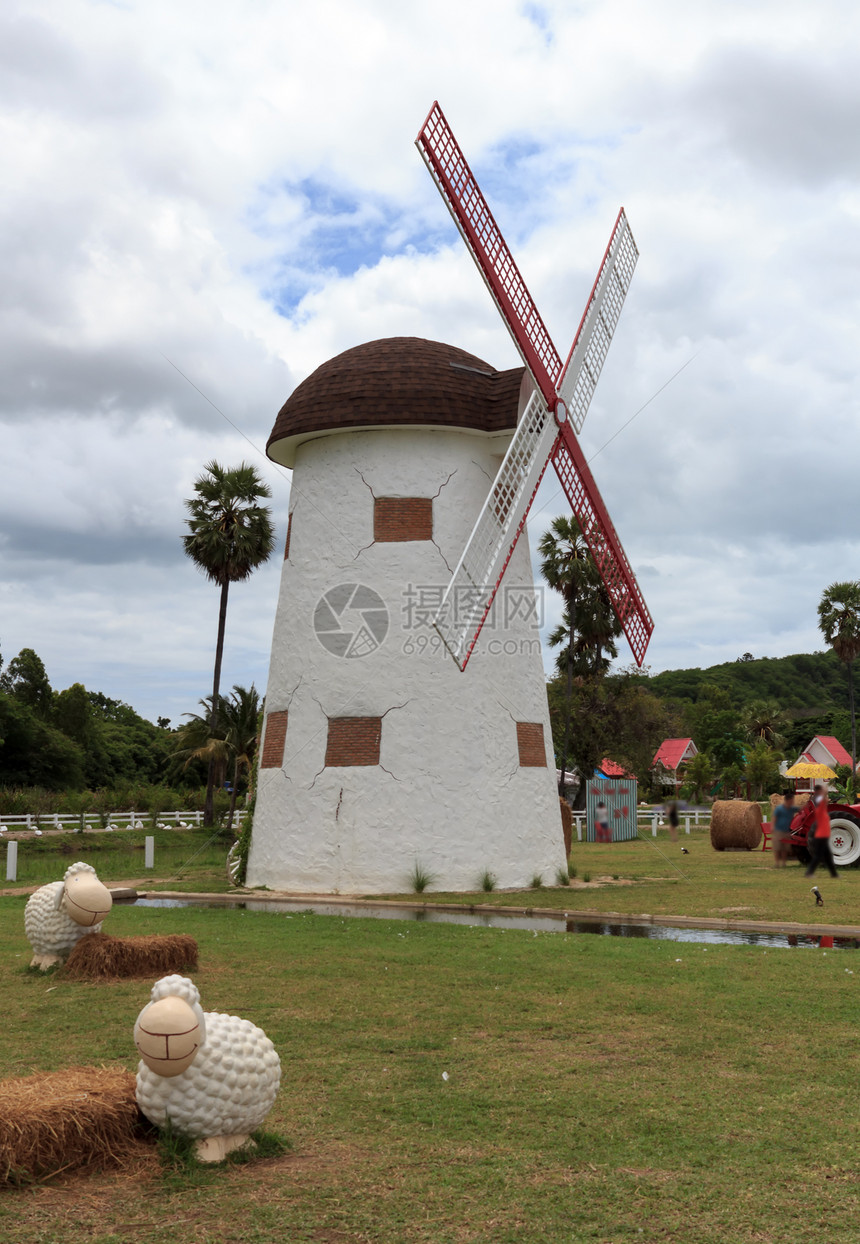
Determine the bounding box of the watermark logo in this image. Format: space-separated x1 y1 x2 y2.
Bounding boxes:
402 583 545 630
314 583 389 658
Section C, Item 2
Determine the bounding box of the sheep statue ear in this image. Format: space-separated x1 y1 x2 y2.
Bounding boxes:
55 884 67 911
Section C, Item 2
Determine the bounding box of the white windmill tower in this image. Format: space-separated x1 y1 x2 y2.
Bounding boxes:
245 104 652 895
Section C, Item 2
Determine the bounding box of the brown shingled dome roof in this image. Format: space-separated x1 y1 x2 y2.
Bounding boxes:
267 337 525 468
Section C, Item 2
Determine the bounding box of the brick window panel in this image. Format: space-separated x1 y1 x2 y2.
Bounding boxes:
516 722 547 767
374 497 432 542
325 717 382 767
260 711 289 769
283 512 293 560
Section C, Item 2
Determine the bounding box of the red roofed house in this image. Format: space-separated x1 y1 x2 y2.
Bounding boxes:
797 736 853 769
651 738 698 790
598 758 636 779
793 736 857 792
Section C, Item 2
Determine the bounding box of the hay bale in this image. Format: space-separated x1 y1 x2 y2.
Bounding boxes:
769 791 811 811
61 933 198 982
0 1067 142 1185
559 797 573 857
710 800 763 851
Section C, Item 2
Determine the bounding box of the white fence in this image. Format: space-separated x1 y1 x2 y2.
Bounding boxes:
573 809 712 842
1 806 703 839
0 809 246 833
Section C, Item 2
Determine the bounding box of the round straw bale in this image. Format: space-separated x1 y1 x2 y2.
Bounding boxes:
559 797 573 857
710 800 763 851
770 791 811 811
61 933 198 982
0 1067 144 1185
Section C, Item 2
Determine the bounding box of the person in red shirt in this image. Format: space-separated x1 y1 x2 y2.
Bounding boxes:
804 784 839 879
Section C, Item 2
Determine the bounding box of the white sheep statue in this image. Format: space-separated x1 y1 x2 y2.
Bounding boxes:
134 974 281 1162
24 861 113 969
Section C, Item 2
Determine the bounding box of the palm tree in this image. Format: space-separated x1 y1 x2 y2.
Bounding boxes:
172 684 261 834
539 515 620 796
818 581 860 800
171 696 230 787
742 700 789 752
183 462 274 824
219 684 262 835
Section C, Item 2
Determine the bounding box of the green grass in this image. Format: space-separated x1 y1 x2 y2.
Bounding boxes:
1 895 860 1241
0 827 232 892
381 828 860 927
156 1119 290 1191
409 861 437 894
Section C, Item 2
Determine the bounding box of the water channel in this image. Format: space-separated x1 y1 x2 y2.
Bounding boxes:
131 896 860 950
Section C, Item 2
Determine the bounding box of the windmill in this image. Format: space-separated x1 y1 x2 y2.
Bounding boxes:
245 106 650 895
416 101 653 672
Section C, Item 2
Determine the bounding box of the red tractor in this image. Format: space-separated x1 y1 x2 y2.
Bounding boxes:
785 798 860 866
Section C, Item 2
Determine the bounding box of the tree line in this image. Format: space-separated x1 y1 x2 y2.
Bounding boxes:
0 645 174 790
539 526 860 806
0 642 263 819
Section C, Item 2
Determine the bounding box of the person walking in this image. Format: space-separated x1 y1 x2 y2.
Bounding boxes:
666 800 679 844
805 784 839 879
772 790 796 868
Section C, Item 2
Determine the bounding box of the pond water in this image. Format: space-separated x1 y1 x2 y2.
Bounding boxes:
132 896 858 950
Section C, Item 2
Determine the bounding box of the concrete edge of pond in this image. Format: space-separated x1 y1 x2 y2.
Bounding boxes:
134 889 860 941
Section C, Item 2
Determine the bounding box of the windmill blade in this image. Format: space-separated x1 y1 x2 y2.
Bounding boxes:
557 209 639 435
551 421 653 666
416 101 562 409
433 390 558 669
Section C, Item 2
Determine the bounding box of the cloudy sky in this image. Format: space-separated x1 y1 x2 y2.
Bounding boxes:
2 0 859 724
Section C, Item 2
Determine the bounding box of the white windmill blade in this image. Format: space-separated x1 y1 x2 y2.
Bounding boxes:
433 390 557 669
557 209 639 435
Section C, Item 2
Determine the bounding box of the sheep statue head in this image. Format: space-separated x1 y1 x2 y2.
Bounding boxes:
60 864 113 928
24 861 114 969
134 975 281 1163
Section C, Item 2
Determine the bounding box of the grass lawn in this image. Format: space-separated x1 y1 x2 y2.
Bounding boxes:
6 826 860 925
0 827 232 893
1 894 859 1243
382 829 860 928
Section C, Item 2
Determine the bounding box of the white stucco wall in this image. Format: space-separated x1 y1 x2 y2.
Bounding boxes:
247 426 566 894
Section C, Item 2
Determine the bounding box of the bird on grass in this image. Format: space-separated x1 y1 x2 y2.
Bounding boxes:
812 886 824 907
681 847 689 855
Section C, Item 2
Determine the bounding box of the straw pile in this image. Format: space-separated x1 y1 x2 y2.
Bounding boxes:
0 1067 142 1185
770 792 811 811
61 933 198 982
559 797 573 857
710 800 763 851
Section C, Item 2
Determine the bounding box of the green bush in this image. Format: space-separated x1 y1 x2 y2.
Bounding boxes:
0 782 209 820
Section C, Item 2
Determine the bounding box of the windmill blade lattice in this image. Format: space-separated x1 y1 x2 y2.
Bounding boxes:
433 390 557 669
416 101 561 407
557 209 639 435
551 422 653 665
417 101 653 670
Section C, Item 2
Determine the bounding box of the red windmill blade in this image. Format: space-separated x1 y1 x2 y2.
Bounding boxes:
416 101 653 670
